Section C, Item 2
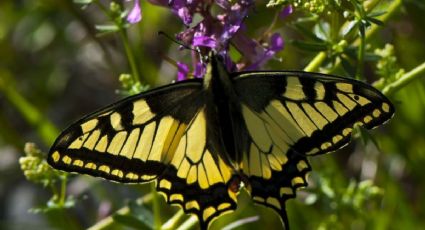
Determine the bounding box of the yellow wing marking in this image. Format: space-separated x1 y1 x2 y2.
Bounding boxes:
62 155 72 164
267 100 304 141
373 109 381 118
280 187 294 196
165 109 233 189
267 197 281 209
283 76 306 100
69 132 89 149
203 207 216 222
336 82 353 93
95 135 108 152
133 122 155 161
159 179 172 189
349 94 371 106
110 112 124 131
186 111 207 163
132 100 155 125
51 151 60 162
314 82 325 100
337 93 357 110
286 102 316 136
301 103 328 129
84 130 101 150
149 116 175 161
107 131 127 155
332 100 348 116
81 119 98 133
120 128 140 159
197 164 209 189
382 103 390 113
314 102 338 122
99 165 110 173
242 105 272 152
203 151 225 185
186 200 200 210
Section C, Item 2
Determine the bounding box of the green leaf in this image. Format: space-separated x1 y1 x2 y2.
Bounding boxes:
291 40 328 52
266 0 288 7
341 20 357 37
294 24 324 42
367 11 387 18
113 214 153 229
313 21 331 41
341 57 356 77
112 200 155 229
366 16 384 26
353 125 380 148
95 24 120 33
73 0 93 4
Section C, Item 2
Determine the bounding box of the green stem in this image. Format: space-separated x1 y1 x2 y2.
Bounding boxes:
59 175 67 206
119 29 142 83
87 194 153 230
356 33 365 80
151 182 162 229
0 69 59 145
161 209 185 230
94 0 141 83
303 51 327 72
175 216 198 230
382 61 425 96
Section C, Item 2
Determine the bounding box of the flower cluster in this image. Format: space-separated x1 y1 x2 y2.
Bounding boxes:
127 0 291 80
19 143 58 186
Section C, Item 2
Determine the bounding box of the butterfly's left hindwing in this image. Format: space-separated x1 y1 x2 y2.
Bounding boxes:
156 108 237 229
233 71 394 228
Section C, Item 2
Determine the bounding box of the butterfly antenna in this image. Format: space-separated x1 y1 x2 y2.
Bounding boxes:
158 31 199 53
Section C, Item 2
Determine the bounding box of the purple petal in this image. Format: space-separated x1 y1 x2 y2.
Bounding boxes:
270 33 284 51
127 0 142 24
194 62 206 78
177 62 189 81
279 5 293 20
177 7 192 25
192 36 217 48
215 0 231 9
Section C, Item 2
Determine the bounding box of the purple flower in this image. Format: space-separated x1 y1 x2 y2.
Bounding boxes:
279 5 293 20
192 36 217 48
194 62 206 78
245 33 285 70
127 0 142 24
148 0 286 76
177 62 189 81
148 0 194 25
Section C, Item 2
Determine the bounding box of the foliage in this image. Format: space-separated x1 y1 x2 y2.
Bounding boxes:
0 0 425 229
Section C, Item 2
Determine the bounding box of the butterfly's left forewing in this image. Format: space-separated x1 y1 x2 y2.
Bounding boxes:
49 80 205 182
233 71 394 228
48 79 237 229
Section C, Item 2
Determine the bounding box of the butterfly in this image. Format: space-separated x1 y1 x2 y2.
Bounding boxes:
48 54 394 229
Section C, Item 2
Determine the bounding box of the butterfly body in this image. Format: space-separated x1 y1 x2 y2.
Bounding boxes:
48 54 394 229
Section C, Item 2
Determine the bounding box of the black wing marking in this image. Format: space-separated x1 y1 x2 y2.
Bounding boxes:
233 71 394 229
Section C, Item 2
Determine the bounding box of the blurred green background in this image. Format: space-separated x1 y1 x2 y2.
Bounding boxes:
1 0 425 229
